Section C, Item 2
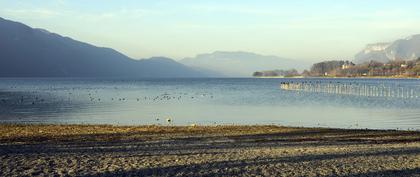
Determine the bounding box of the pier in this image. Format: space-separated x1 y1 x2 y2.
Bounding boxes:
280 81 420 99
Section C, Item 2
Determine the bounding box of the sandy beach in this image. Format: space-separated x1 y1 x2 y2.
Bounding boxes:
0 124 419 176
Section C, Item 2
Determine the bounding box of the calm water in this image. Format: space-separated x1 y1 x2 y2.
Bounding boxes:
0 78 420 130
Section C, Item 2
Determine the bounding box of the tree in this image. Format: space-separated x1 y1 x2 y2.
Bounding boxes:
301 70 310 76
411 65 420 76
252 72 263 77
310 60 345 76
368 60 384 68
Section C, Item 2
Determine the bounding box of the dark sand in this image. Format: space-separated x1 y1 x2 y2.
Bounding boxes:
0 124 419 176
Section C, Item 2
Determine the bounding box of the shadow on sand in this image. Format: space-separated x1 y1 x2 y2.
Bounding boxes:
1 128 419 176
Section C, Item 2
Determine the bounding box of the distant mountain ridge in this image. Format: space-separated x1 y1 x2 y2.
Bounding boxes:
0 17 208 78
355 34 420 64
180 51 310 77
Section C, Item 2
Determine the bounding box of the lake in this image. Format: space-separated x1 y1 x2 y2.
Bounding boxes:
0 78 419 130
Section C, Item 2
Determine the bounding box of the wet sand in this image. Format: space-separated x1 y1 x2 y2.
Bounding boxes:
0 124 419 176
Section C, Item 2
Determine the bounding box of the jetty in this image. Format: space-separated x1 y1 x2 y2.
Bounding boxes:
280 81 419 99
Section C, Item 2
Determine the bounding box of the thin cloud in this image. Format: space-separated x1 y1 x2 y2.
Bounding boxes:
1 9 62 18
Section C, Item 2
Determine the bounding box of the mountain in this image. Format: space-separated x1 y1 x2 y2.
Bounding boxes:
180 51 310 77
135 57 214 78
0 17 207 78
355 34 420 64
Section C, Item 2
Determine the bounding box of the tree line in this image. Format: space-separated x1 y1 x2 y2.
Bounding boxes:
253 58 420 78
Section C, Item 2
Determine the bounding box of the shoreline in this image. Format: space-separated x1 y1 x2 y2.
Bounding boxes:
254 76 420 79
1 122 418 132
1 124 420 176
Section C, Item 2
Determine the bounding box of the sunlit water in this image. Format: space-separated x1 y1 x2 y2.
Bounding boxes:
0 78 420 130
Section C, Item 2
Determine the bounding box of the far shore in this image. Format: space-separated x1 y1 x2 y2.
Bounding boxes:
1 124 419 176
254 76 420 79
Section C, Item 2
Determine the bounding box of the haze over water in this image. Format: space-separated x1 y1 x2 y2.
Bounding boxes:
0 78 419 130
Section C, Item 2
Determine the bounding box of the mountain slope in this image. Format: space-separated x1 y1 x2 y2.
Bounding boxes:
0 17 207 78
355 34 420 64
180 51 309 77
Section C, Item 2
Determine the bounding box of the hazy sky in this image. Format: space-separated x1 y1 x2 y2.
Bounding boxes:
1 0 420 61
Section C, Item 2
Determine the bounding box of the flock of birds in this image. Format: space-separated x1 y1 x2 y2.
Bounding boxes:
85 92 215 103
0 87 216 125
1 95 47 106
1 84 216 106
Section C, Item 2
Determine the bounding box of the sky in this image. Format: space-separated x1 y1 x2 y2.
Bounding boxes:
1 0 420 61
